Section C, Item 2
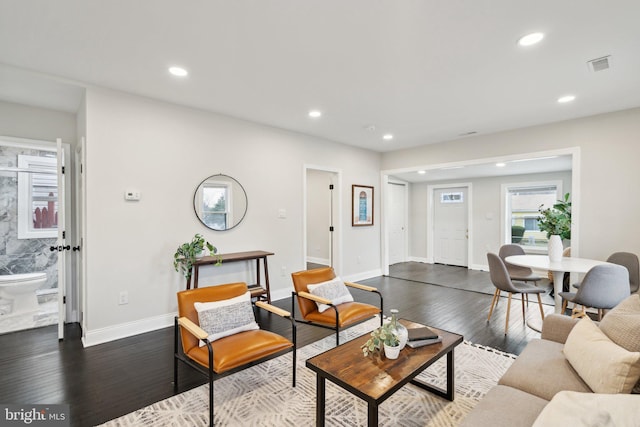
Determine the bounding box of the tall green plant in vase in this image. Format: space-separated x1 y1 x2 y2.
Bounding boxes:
538 192 571 262
173 234 219 283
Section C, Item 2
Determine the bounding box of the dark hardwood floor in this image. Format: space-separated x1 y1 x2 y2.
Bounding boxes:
0 263 551 426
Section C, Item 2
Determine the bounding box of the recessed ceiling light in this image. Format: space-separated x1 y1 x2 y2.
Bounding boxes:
382 134 394 140
517 32 544 47
496 162 506 167
169 66 188 77
557 95 576 103
417 170 426 175
308 110 322 118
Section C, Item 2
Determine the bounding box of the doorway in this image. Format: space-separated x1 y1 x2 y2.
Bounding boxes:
429 184 471 267
0 136 71 337
387 181 407 265
304 166 341 272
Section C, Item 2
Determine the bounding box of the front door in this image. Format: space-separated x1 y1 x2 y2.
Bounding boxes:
433 187 468 267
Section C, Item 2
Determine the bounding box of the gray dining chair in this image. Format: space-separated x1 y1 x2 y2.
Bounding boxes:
572 252 639 295
499 244 542 285
487 252 546 335
560 264 630 320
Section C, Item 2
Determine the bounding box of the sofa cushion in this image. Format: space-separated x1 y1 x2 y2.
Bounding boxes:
599 294 640 352
564 316 640 394
532 391 640 426
499 339 591 400
459 385 548 427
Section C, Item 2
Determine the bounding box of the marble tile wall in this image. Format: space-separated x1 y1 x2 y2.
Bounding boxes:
0 145 58 289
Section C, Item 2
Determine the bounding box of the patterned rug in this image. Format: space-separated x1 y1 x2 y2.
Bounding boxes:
100 318 516 426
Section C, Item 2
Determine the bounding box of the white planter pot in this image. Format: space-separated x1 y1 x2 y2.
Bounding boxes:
548 235 563 262
384 344 401 359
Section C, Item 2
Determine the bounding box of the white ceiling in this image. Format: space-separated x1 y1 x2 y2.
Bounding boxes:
1 1 639 153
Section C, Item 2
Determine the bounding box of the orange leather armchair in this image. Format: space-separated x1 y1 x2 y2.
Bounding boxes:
291 267 382 346
174 282 295 426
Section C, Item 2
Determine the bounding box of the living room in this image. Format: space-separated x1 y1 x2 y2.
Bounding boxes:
1 1 640 426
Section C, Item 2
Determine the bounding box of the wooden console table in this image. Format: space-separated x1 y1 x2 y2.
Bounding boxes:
187 250 274 303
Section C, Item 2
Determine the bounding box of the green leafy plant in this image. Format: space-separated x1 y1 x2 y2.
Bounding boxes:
361 322 399 357
537 192 572 240
173 234 219 279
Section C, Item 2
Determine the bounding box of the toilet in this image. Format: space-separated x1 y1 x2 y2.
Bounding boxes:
0 272 47 314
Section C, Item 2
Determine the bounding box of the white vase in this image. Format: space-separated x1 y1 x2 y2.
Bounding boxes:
384 343 401 359
548 235 563 262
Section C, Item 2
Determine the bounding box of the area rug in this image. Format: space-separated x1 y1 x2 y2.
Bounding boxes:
100 318 516 426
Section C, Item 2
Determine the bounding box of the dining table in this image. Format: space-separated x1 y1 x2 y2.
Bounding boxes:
504 254 612 330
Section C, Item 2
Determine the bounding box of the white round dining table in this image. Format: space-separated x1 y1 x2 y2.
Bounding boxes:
505 255 612 314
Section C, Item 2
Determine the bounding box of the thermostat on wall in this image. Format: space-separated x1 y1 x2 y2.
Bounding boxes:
124 190 141 201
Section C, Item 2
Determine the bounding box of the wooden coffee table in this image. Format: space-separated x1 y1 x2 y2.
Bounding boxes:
305 319 463 426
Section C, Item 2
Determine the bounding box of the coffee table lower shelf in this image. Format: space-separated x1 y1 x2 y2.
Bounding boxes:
305 319 463 427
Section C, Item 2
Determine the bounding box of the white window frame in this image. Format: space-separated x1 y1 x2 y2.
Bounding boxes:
17 154 58 239
196 180 234 229
501 180 563 253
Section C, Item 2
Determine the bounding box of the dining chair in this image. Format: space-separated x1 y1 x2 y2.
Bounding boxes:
560 264 630 320
499 244 542 285
291 267 382 346
572 252 639 294
487 252 546 335
174 282 296 426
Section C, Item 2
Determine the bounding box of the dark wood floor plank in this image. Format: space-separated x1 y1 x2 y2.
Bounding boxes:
0 263 548 426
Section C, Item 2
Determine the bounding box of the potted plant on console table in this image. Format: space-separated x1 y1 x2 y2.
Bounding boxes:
538 192 571 262
173 233 220 286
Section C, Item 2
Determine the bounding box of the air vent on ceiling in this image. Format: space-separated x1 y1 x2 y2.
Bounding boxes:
587 55 611 72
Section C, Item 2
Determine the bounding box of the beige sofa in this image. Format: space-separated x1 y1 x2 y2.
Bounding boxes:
460 295 640 427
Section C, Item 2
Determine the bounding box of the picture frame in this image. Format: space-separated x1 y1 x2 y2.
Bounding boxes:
352 185 374 226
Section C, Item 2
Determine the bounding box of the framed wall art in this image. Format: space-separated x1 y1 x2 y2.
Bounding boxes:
352 185 374 226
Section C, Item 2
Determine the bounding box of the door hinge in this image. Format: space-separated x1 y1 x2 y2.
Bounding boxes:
63 296 66 304
329 226 334 232
61 166 65 174
329 184 334 190
62 231 66 239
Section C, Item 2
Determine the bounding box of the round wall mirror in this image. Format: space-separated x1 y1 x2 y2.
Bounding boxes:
193 174 248 231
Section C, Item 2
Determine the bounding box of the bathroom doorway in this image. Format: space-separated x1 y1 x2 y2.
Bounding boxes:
0 136 71 337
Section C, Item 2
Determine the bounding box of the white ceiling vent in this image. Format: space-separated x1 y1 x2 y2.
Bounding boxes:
588 55 611 72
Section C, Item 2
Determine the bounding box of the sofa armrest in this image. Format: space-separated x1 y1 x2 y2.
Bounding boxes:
541 314 580 344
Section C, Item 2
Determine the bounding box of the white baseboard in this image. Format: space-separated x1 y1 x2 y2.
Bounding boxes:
82 312 176 347
344 268 383 283
469 263 488 271
408 256 429 263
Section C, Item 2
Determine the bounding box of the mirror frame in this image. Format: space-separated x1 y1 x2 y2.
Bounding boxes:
193 174 248 231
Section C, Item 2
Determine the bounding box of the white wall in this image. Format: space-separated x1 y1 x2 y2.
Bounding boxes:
0 101 76 143
384 108 640 262
82 87 381 344
408 171 572 268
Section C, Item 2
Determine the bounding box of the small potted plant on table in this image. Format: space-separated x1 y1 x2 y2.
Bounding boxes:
361 322 401 359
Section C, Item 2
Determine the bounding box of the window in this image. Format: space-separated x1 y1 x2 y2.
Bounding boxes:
504 182 562 249
198 181 233 230
17 155 58 239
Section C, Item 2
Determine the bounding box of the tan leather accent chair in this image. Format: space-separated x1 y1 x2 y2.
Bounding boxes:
291 267 382 346
174 282 295 426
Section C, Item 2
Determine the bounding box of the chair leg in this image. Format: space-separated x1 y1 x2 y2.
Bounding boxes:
505 293 512 335
488 289 500 321
536 294 545 320
562 299 568 314
521 295 525 321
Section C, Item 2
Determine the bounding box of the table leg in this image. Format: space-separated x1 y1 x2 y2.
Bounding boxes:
367 401 378 427
316 375 325 427
410 349 455 401
552 271 564 314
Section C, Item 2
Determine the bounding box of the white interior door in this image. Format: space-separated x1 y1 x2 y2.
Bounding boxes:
56 138 66 340
75 138 87 339
433 187 468 266
388 182 407 265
